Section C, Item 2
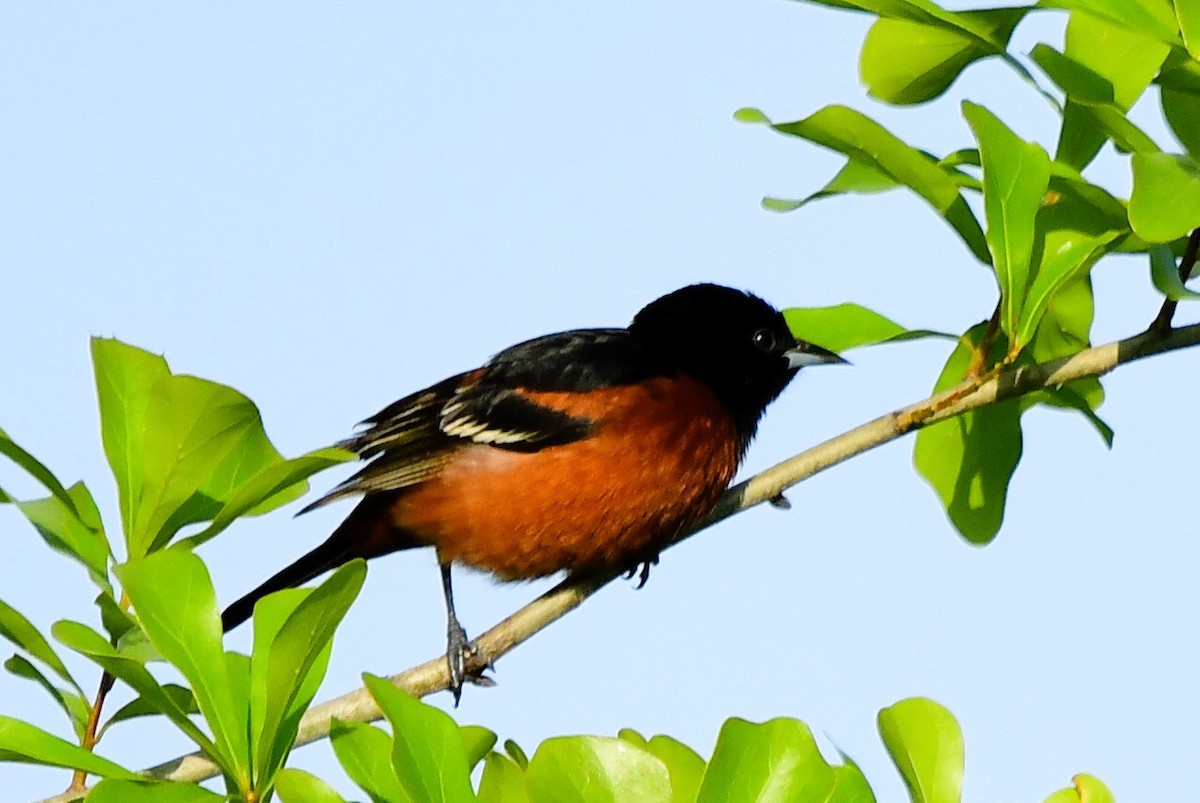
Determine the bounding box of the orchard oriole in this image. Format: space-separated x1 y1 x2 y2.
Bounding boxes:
222 283 843 701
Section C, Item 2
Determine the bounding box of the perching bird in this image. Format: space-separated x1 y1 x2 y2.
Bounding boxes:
221 283 843 701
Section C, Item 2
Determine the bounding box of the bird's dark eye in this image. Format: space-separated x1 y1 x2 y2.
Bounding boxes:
751 328 777 352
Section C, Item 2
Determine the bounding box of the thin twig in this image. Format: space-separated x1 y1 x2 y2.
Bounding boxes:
68 673 115 792
1151 228 1200 334
39 320 1200 803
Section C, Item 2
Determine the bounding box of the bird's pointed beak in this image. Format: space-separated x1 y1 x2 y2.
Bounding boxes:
784 340 849 368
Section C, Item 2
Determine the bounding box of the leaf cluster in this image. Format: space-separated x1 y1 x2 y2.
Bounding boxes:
747 0 1200 543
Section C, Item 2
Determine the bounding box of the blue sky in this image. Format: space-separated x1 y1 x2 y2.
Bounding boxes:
2 2 1196 800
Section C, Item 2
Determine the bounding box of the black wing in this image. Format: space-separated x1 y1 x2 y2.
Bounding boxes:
303 328 659 511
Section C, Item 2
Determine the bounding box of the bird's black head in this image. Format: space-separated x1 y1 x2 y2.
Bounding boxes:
629 283 844 439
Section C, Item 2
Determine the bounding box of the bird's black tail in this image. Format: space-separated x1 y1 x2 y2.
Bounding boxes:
220 537 355 632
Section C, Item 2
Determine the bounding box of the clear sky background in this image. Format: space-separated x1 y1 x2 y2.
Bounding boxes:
2 3 1196 801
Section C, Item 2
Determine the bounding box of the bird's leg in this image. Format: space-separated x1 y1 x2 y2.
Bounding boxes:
439 563 493 706
440 562 470 704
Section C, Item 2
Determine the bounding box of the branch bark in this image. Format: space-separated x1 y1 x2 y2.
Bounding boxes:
39 320 1200 802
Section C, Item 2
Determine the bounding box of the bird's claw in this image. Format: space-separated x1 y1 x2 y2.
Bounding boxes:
623 554 660 590
446 622 493 705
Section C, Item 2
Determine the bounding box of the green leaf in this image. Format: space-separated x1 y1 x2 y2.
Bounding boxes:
1015 186 1125 348
1041 773 1116 803
642 735 706 803
330 719 409 803
1023 277 1111 446
1131 152 1200 242
178 447 354 550
478 752 531 803
877 698 963 803
52 619 222 760
3 655 90 739
16 482 111 589
1149 243 1200 299
0 715 136 779
363 674 476 803
116 550 248 780
1031 45 1115 105
92 338 310 558
1162 87 1200 155
1065 11 1171 110
913 324 1023 544
0 425 80 519
99 683 199 737
526 736 671 803
250 561 366 790
785 304 953 353
505 739 530 770
830 755 878 803
1180 0 1200 58
861 9 1027 104
462 725 499 772
764 158 899 212
1038 0 1181 44
740 105 989 262
275 768 350 803
963 102 1052 346
1048 11 1170 169
697 717 835 803
92 338 170 549
86 780 226 802
0 599 79 692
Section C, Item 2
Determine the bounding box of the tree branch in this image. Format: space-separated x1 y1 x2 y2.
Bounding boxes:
39 320 1200 802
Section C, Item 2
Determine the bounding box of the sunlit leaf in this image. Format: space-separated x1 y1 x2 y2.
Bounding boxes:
1179 0 1200 58
363 674 475 803
3 655 89 739
478 752 531 803
275 768 350 803
1038 0 1180 44
178 447 353 550
763 158 899 212
963 102 1051 346
99 684 199 738
16 482 110 589
739 104 989 262
697 717 835 802
643 735 706 803
914 324 1023 544
786 304 953 353
330 719 408 803
878 698 963 803
1065 11 1171 109
1042 773 1116 803
52 620 221 762
1015 185 1124 348
462 725 499 772
0 426 80 519
527 736 671 803
1130 152 1200 242
116 550 248 780
250 561 365 789
861 9 1026 104
86 779 225 803
92 338 314 558
0 599 78 692
0 715 136 779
